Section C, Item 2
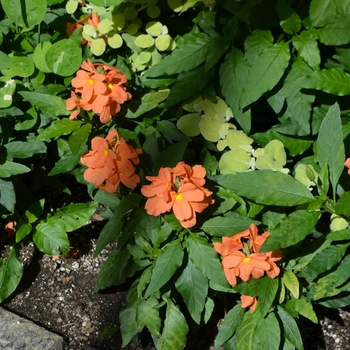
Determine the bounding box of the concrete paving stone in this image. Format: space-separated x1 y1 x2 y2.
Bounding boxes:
0 307 64 350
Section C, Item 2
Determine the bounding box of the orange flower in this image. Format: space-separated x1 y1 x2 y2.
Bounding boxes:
67 59 131 124
214 224 282 285
80 129 142 194
222 251 270 282
345 158 350 175
4 220 16 238
141 162 214 228
240 295 258 312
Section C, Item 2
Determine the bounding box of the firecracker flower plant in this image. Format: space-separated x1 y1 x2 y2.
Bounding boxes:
2 0 350 349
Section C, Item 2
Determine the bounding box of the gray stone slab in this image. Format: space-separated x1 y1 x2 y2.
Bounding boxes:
0 307 64 350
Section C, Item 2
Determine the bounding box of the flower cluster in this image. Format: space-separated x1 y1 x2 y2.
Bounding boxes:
80 129 142 194
66 59 131 124
141 162 214 228
213 223 282 311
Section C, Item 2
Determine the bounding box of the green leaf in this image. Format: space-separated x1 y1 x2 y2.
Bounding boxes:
297 69 350 95
1 0 47 28
137 297 161 337
94 249 130 292
186 234 229 288
277 306 304 350
316 14 350 45
216 170 314 207
205 35 230 71
4 141 46 161
240 41 291 108
37 119 82 140
299 243 350 278
33 41 52 73
19 91 70 117
201 214 260 236
69 124 92 155
0 179 15 212
94 194 141 256
309 0 348 27
165 64 211 108
0 246 23 303
144 240 184 298
159 300 189 350
33 223 70 256
283 271 300 299
220 48 250 133
236 310 260 350
125 90 170 119
244 29 274 66
144 32 213 77
317 103 345 198
259 277 279 318
255 312 281 350
292 31 320 70
214 303 245 348
261 210 319 251
89 0 123 5
175 260 208 324
287 297 318 324
120 301 140 347
335 192 350 216
15 222 32 243
0 161 30 178
308 254 350 300
45 39 82 77
278 0 301 35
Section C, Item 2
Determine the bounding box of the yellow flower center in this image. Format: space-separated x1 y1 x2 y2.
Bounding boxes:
88 78 94 85
103 149 109 156
175 193 183 202
108 83 114 90
243 257 251 264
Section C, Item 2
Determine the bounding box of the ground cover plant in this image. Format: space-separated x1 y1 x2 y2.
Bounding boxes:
1 0 350 348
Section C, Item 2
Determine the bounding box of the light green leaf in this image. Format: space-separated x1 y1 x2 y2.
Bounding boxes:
219 149 252 174
309 0 350 27
215 303 245 348
292 31 320 70
244 29 274 66
90 0 123 6
201 214 260 236
261 210 319 251
144 240 184 298
144 32 213 77
317 103 345 198
277 306 304 350
0 161 30 178
45 39 82 76
220 48 251 133
240 42 291 108
1 0 47 28
177 113 201 136
297 68 350 95
186 234 229 288
175 260 208 324
334 192 350 216
159 300 188 350
9 56 34 77
0 246 23 303
4 141 46 161
0 179 15 213
288 297 318 324
19 91 70 117
216 170 314 206
283 271 300 299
